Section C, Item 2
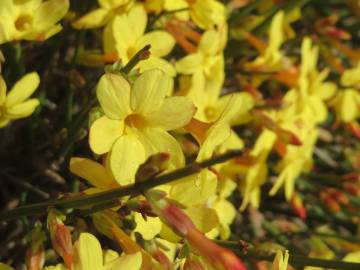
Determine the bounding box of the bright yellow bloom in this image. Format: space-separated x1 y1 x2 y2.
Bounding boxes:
340 61 360 87
72 0 134 29
207 178 237 240
250 11 285 70
45 233 142 270
181 0 226 29
90 69 195 185
144 0 226 29
331 88 360 123
240 128 277 210
0 72 40 128
104 5 176 76
0 0 69 44
176 26 227 104
272 250 289 270
331 62 360 123
297 37 337 123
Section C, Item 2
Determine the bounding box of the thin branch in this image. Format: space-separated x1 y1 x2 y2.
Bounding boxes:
0 150 243 222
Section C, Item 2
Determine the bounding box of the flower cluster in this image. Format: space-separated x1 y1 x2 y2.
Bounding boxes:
0 1 360 270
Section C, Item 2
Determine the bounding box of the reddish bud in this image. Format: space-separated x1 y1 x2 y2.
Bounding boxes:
184 256 205 270
290 193 307 220
151 248 172 270
26 245 45 270
146 191 247 270
47 210 73 268
25 226 45 270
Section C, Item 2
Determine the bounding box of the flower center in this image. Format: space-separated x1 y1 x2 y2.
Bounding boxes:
124 114 147 129
204 106 217 122
15 14 33 31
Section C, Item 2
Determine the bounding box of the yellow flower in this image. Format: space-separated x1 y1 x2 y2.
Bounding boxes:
331 62 360 123
340 61 360 87
207 178 237 240
0 72 40 128
90 69 195 185
103 5 176 76
272 250 289 270
250 11 285 70
0 0 69 44
176 26 227 103
144 0 226 29
45 233 142 270
240 129 277 210
178 0 226 29
297 37 337 123
72 0 134 29
331 88 360 123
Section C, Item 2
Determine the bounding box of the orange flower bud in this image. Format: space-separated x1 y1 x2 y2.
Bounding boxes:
47 210 73 269
290 193 307 220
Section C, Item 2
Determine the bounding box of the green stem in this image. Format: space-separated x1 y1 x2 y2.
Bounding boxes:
121 45 151 74
0 150 242 222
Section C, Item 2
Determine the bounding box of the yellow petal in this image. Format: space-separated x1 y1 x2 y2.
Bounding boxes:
134 213 162 240
343 251 360 263
199 29 221 55
185 205 219 233
89 116 123 154
264 11 284 65
5 99 39 119
135 31 175 57
73 233 103 270
314 82 337 100
112 5 146 51
197 124 231 161
175 53 203 74
34 0 70 27
217 93 254 124
96 73 131 119
5 72 39 107
137 128 185 168
147 96 195 130
109 134 146 185
130 69 171 114
137 57 176 77
214 199 236 226
127 4 147 41
104 252 142 270
169 171 217 205
69 157 115 189
72 8 110 29
341 62 360 87
0 76 7 105
190 0 226 29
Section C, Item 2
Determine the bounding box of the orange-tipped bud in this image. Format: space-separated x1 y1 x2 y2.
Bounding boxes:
347 121 360 139
290 193 307 220
26 245 45 270
146 190 248 270
47 210 73 269
25 226 45 270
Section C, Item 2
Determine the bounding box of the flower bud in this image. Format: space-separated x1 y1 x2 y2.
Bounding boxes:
47 209 73 268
